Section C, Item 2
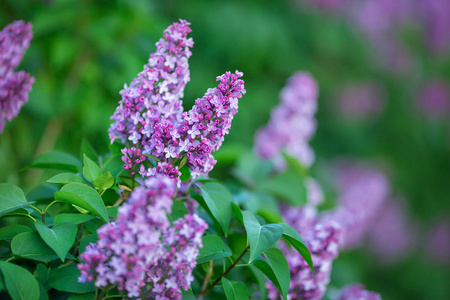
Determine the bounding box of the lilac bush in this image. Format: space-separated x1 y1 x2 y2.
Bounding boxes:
0 20 34 133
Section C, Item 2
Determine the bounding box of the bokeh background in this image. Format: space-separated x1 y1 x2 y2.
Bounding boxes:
1 0 449 299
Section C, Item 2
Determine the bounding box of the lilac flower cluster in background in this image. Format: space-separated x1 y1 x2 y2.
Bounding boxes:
366 198 416 264
417 79 450 118
426 217 450 265
321 162 390 249
254 71 318 169
109 19 246 180
78 175 207 299
336 283 381 300
336 82 385 120
0 20 34 133
267 221 342 300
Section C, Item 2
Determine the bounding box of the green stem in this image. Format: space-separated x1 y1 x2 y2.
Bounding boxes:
201 245 250 296
43 200 58 214
28 204 41 214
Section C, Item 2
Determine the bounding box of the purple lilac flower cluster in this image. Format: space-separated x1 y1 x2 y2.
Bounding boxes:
0 20 34 133
417 79 450 118
426 217 450 265
336 283 381 300
337 82 386 120
254 71 318 169
321 162 389 249
366 198 416 264
78 175 207 298
268 222 342 300
109 20 246 180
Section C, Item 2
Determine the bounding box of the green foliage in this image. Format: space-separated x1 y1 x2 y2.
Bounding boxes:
29 151 81 173
47 264 96 294
0 224 31 240
198 182 233 236
221 277 249 300
54 183 109 222
243 211 283 263
280 223 314 272
0 183 33 217
35 220 77 262
0 261 40 300
82 154 102 183
197 235 232 264
254 248 290 300
11 232 60 262
47 173 84 184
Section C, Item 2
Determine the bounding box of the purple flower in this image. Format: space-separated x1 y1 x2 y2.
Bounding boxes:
366 198 416 264
109 20 245 179
336 283 381 300
426 217 450 265
254 72 318 169
417 79 450 118
321 162 390 249
0 20 34 133
337 82 385 119
78 175 207 298
268 222 342 300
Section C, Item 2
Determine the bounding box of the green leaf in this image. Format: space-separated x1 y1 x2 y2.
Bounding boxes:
197 235 231 264
254 248 290 300
82 154 102 183
221 277 249 300
11 232 58 262
54 183 109 222
29 151 81 172
198 182 232 236
54 213 96 225
102 155 124 180
180 289 196 300
93 172 114 191
35 220 77 262
257 209 284 224
280 223 314 272
179 165 191 182
260 165 307 206
66 293 95 300
106 206 119 220
0 261 39 300
79 234 98 256
242 211 283 263
248 266 267 300
84 218 105 234
168 201 189 222
232 202 244 225
81 139 99 165
26 185 58 202
35 264 49 284
47 173 84 184
0 225 31 240
0 183 33 217
48 264 95 294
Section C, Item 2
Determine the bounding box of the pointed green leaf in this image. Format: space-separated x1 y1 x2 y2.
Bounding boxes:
29 151 81 172
48 264 95 293
0 183 32 217
93 172 114 191
0 225 31 240
254 248 290 300
81 139 98 165
0 261 39 300
47 173 84 184
54 213 96 225
54 183 109 222
35 220 77 262
11 232 58 262
242 211 283 263
280 223 314 272
35 264 49 284
102 155 124 179
248 266 267 300
232 202 244 225
82 154 102 183
197 235 231 264
198 182 232 236
221 277 249 300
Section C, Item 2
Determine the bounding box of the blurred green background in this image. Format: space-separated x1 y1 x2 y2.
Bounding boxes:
1 0 449 299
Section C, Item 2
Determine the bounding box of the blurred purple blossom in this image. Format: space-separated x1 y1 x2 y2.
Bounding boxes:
426 217 450 265
78 174 207 298
337 82 385 119
254 72 318 169
336 283 381 300
366 198 416 263
417 79 450 118
321 162 390 249
419 0 450 54
0 20 34 133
